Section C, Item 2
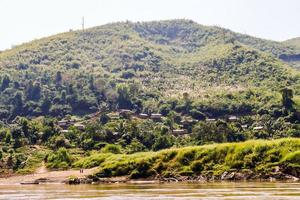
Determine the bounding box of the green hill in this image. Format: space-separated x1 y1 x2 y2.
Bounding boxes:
0 19 299 119
284 37 300 50
280 37 300 69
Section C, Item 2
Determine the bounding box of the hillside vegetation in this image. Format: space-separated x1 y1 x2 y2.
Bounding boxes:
74 138 300 180
0 20 300 179
280 37 300 69
0 19 299 120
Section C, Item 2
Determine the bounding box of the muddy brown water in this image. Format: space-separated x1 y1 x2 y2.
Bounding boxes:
0 182 300 199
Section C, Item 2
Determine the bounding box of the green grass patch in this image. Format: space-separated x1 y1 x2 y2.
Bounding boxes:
73 138 300 179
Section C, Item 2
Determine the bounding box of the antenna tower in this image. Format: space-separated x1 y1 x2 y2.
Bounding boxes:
82 17 85 31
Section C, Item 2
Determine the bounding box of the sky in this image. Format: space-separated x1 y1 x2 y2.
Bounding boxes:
0 0 300 50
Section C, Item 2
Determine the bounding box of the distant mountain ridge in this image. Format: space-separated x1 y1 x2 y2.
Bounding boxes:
284 37 300 50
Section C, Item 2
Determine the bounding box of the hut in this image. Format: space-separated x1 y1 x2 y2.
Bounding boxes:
151 113 162 121
60 129 69 134
138 113 149 119
119 109 133 119
57 118 77 129
241 124 248 129
206 118 216 122
172 129 188 136
228 116 238 121
58 120 69 129
58 120 67 126
108 113 120 120
74 123 86 131
253 126 263 130
119 109 133 115
180 119 197 125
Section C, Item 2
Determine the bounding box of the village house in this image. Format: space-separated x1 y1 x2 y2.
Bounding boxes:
150 113 162 121
60 129 70 134
138 113 149 119
228 116 238 122
253 126 264 130
241 124 248 129
58 119 68 127
180 118 198 130
57 120 70 129
74 123 86 131
206 118 216 122
57 119 76 130
119 109 134 119
119 109 133 115
113 132 119 136
108 113 120 120
180 118 198 125
172 129 188 136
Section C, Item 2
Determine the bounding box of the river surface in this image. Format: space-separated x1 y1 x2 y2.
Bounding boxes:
0 182 300 200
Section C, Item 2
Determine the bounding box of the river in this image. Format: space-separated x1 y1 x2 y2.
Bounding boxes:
0 182 299 199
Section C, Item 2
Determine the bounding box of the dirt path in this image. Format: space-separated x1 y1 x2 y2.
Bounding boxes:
0 164 99 184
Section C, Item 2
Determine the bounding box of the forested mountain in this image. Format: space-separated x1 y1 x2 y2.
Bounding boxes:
1 20 300 176
0 19 299 119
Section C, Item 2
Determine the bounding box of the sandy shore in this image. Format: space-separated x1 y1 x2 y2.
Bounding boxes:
0 166 99 185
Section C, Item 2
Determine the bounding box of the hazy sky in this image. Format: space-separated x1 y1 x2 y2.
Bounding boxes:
1 0 300 50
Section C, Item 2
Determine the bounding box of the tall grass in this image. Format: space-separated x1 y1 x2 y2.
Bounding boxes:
74 138 300 178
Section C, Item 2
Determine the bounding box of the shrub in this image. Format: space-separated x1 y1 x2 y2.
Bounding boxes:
179 166 194 176
73 153 108 168
46 148 72 169
121 70 135 79
190 160 204 173
161 150 177 162
127 138 146 154
152 135 173 151
281 151 300 165
177 149 195 165
101 144 122 154
130 159 153 179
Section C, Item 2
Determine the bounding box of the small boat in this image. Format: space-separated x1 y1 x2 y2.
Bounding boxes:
20 181 39 185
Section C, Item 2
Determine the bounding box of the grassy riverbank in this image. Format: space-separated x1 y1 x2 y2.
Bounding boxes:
1 138 299 184
74 138 300 180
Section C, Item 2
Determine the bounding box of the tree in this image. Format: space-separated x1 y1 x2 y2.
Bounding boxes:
61 90 67 104
1 74 10 91
152 135 173 151
31 82 42 101
89 76 95 91
127 138 146 153
26 81 41 101
55 71 63 86
12 92 23 116
192 121 231 144
41 97 51 114
281 88 294 110
46 147 71 169
53 135 69 149
182 92 192 114
116 84 132 109
5 132 12 144
25 80 34 100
